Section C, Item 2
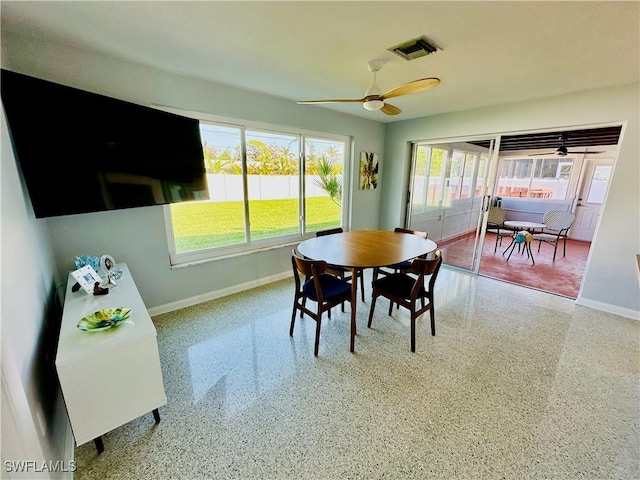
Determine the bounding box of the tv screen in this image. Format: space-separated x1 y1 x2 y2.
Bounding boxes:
1 69 208 218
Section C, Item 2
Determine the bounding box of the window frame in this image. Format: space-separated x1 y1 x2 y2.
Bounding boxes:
162 111 351 267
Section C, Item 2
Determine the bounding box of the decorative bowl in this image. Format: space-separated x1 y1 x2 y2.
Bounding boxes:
77 307 132 332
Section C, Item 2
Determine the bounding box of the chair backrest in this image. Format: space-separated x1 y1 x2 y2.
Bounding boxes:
316 227 344 237
394 227 428 239
291 248 328 277
542 210 576 231
487 206 506 225
410 250 442 291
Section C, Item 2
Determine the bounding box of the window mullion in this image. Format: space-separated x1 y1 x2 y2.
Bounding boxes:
240 126 251 243
300 136 306 235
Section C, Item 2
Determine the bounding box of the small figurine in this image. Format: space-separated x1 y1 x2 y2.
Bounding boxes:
93 281 109 296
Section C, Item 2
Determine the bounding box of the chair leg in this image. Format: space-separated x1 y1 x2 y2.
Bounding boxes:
314 315 322 356
552 242 558 262
430 304 436 336
388 299 394 316
410 316 416 352
359 270 365 302
563 237 567 258
367 295 377 328
290 304 297 336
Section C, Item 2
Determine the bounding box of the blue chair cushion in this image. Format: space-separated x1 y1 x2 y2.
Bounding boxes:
373 273 425 300
303 274 351 301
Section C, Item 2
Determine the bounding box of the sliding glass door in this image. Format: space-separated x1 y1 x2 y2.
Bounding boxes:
407 137 500 272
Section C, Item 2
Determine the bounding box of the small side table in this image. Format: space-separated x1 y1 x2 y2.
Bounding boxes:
502 221 546 265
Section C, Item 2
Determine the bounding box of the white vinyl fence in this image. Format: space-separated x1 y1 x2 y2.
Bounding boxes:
206 174 332 201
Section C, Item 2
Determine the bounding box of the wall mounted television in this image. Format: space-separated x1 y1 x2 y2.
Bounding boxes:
1 69 208 218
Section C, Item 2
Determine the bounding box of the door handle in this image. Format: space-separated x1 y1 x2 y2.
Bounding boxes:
481 195 491 212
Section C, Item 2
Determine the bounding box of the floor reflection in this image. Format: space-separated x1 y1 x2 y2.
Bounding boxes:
187 309 297 412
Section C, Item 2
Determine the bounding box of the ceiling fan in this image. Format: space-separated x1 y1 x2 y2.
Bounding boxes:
296 61 440 116
528 134 605 156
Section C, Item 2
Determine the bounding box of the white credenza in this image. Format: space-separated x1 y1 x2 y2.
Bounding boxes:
56 263 166 451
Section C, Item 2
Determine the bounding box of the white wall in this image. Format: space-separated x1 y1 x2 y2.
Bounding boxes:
1 110 72 478
1 33 385 309
382 84 640 318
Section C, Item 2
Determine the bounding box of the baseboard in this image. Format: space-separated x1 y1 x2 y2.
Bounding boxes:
147 270 292 316
575 296 640 321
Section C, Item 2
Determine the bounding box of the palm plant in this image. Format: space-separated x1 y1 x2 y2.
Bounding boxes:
313 156 342 206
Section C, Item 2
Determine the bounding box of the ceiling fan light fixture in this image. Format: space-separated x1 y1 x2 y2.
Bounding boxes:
363 99 384 111
296 61 439 116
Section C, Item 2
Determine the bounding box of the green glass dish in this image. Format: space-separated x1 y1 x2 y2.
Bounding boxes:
77 307 132 332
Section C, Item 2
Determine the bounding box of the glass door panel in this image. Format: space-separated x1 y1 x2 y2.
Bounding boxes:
407 137 499 272
408 145 447 240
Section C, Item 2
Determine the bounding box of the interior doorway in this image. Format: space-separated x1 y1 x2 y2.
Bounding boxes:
405 125 622 299
406 136 499 273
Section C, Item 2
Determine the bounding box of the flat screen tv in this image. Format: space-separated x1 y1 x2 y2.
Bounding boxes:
1 69 208 218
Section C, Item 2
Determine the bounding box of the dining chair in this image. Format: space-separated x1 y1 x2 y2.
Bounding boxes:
486 206 513 252
367 250 442 352
316 227 365 302
290 248 353 356
532 210 576 261
379 227 429 276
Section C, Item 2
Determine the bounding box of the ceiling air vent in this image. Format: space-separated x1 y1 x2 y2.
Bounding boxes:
388 36 440 61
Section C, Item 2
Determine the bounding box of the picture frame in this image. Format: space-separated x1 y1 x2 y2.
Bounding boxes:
99 254 116 276
71 265 102 294
359 152 379 190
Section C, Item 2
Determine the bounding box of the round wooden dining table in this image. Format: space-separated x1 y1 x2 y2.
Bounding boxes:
297 229 438 352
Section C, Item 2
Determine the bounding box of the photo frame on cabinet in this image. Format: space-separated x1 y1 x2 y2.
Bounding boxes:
100 254 116 276
70 265 102 294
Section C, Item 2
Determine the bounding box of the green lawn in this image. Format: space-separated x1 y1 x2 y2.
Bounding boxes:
171 196 341 253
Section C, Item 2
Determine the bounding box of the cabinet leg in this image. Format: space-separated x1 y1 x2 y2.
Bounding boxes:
152 408 160 424
94 436 104 454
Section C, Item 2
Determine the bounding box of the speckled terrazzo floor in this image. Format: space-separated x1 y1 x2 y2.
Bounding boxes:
73 268 639 480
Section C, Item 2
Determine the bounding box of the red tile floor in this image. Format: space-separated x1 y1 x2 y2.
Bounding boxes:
438 232 591 299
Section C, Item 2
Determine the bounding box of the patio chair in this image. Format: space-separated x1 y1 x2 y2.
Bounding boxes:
486 206 513 252
533 210 576 261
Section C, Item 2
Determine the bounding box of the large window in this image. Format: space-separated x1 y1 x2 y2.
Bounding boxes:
167 120 348 265
496 157 573 199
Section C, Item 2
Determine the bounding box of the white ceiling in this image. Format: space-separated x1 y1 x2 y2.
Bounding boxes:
1 1 639 123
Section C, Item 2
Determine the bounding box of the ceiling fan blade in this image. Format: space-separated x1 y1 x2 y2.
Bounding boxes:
528 152 556 156
297 98 364 105
568 150 605 155
380 103 401 115
381 77 440 100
